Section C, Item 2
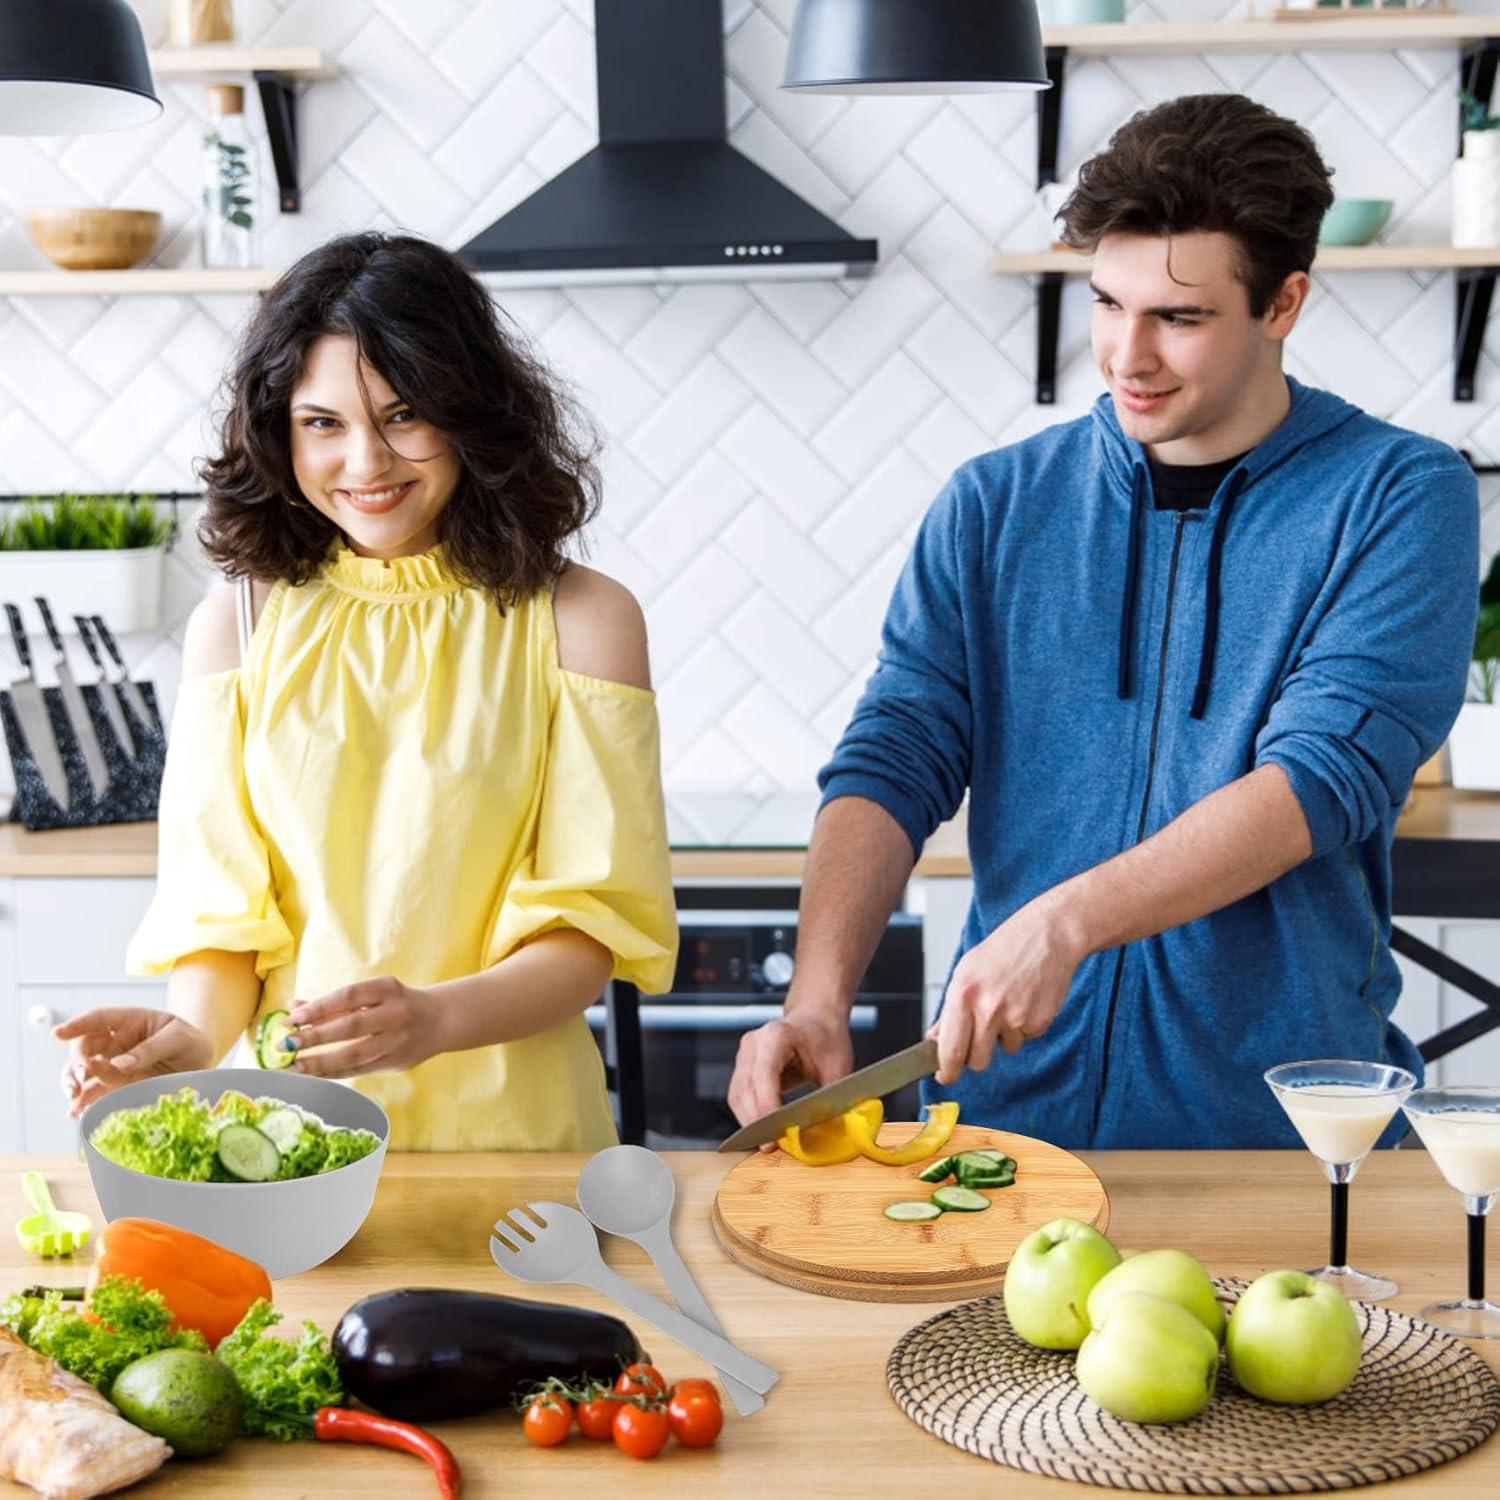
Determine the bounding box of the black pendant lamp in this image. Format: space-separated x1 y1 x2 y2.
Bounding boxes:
782 0 1049 94
0 0 161 134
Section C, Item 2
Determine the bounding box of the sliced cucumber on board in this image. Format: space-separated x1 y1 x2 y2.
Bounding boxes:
930 1185 991 1213
884 1200 945 1222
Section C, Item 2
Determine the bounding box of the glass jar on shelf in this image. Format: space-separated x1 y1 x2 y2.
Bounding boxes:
201 84 254 268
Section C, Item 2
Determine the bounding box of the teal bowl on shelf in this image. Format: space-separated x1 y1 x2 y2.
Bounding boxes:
1318 199 1394 247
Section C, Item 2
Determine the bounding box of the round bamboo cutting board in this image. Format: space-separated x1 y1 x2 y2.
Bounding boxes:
712 1124 1109 1301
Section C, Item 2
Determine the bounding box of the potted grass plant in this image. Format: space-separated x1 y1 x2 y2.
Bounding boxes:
0 494 175 633
1448 554 1500 790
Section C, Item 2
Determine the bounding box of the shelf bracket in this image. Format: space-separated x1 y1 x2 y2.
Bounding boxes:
1036 271 1065 405
254 71 301 213
1455 268 1497 402
1036 47 1067 189
1032 50 1070 403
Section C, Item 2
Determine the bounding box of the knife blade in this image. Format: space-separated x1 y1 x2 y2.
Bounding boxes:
91 614 158 736
4 603 70 811
716 1036 940 1153
74 614 138 756
35 597 107 800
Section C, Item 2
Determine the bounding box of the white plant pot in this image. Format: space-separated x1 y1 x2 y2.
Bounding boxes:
1448 702 1500 791
1454 134 1500 247
0 546 166 634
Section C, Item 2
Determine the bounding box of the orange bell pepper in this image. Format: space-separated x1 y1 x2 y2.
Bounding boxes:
777 1099 885 1165
86 1218 272 1349
843 1100 960 1166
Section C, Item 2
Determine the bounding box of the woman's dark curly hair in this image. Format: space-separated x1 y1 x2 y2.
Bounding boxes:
197 232 599 601
1057 94 1334 318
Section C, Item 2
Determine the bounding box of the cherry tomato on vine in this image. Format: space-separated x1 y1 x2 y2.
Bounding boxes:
670 1377 721 1405
613 1362 667 1399
613 1401 671 1459
667 1391 724 1448
523 1393 573 1447
576 1392 619 1440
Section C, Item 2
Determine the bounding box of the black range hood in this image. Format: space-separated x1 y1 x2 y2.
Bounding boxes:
458 0 877 282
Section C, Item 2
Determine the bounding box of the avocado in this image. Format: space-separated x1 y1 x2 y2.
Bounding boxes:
110 1349 242 1457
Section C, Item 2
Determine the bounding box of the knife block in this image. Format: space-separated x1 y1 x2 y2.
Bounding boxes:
0 680 165 829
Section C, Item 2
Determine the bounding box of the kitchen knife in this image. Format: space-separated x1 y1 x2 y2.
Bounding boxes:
716 1036 940 1153
90 614 159 736
35 597 107 800
73 615 135 757
4 603 70 811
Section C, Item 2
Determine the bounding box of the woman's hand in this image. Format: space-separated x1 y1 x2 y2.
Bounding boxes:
54 1007 214 1119
284 976 441 1080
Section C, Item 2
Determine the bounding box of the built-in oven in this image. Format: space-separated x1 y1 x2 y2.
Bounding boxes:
587 887 924 1149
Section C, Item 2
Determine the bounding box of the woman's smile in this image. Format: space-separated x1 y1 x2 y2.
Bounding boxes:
336 479 417 515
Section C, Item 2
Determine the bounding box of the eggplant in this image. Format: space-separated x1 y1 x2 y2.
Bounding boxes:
332 1289 641 1422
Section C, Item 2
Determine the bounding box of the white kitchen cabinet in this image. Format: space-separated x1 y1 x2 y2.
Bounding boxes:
0 877 162 1153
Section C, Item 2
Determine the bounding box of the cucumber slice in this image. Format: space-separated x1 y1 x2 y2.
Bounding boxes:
955 1170 1007 1190
215 1124 281 1182
256 1010 296 1071
964 1149 1014 1166
884 1200 944 1222
257 1107 305 1153
916 1154 957 1184
930 1185 991 1213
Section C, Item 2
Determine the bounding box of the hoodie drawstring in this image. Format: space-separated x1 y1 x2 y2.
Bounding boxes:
1116 464 1247 720
1189 469 1246 720
1116 465 1145 700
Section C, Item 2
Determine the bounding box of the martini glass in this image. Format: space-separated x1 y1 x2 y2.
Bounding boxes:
1265 1059 1416 1300
1401 1086 1500 1339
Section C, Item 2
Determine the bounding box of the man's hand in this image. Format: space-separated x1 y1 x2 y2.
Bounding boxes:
727 1009 855 1137
54 1007 214 1119
286 976 441 1080
931 894 1087 1085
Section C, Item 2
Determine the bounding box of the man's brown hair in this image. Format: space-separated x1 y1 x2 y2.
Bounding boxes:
1057 93 1334 318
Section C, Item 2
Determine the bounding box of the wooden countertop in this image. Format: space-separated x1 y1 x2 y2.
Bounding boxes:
2 1149 1496 1497
0 787 1487 882
0 814 973 881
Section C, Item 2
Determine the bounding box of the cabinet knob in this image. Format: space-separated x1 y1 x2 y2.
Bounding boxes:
26 1005 56 1032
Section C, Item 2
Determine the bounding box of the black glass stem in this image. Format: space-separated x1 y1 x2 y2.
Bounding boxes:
1469 1212 1486 1304
1331 1181 1350 1268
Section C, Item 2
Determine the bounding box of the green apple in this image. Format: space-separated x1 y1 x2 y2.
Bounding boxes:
1003 1217 1122 1350
1086 1248 1227 1345
1076 1292 1220 1424
1225 1270 1362 1405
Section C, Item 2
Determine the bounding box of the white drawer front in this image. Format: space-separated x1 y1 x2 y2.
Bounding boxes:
15 878 158 985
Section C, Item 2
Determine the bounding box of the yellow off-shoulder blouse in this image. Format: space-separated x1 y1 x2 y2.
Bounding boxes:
126 543 678 1151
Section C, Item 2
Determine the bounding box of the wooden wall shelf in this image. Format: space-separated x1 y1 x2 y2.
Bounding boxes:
147 47 337 81
0 270 278 296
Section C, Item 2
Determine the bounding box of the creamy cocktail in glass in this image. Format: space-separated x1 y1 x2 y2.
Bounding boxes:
1265 1060 1416 1301
1401 1086 1500 1339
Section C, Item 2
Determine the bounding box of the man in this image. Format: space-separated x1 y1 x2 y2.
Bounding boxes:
726 93 1477 1149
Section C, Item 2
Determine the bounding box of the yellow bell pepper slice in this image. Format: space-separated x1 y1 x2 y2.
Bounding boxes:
777 1098 885 1166
845 1099 960 1166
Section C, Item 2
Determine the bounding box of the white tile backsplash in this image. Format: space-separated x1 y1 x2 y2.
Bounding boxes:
2 0 1497 816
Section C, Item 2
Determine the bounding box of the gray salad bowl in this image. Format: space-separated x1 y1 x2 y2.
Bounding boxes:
79 1068 390 1279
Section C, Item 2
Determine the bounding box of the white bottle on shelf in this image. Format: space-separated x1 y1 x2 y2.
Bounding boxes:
201 84 255 269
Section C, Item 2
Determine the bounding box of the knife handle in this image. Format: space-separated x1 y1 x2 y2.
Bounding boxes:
73 615 105 671
34 598 64 658
5 604 32 673
91 615 126 670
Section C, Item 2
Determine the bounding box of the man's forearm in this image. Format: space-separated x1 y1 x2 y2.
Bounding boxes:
1050 764 1313 957
167 949 262 1064
427 928 615 1053
784 796 917 1020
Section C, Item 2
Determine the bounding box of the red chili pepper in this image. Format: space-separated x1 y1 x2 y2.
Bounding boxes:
313 1406 461 1499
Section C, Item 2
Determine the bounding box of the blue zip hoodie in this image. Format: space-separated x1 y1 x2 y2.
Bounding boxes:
819 378 1477 1149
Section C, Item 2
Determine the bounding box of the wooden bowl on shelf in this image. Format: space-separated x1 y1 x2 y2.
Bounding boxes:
25 207 162 271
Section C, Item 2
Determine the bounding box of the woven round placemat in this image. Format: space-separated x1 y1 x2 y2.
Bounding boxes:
887 1278 1500 1493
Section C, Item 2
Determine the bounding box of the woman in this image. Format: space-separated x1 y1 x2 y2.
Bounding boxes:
55 232 678 1151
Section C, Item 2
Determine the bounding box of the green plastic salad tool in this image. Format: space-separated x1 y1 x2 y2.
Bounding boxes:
15 1171 93 1257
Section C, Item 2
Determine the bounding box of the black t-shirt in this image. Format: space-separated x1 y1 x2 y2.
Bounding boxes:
1146 450 1250 511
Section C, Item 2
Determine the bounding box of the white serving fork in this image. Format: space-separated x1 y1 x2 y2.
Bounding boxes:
490 1201 779 1395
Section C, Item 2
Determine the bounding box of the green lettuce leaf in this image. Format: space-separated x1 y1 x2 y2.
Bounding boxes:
215 1299 342 1441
